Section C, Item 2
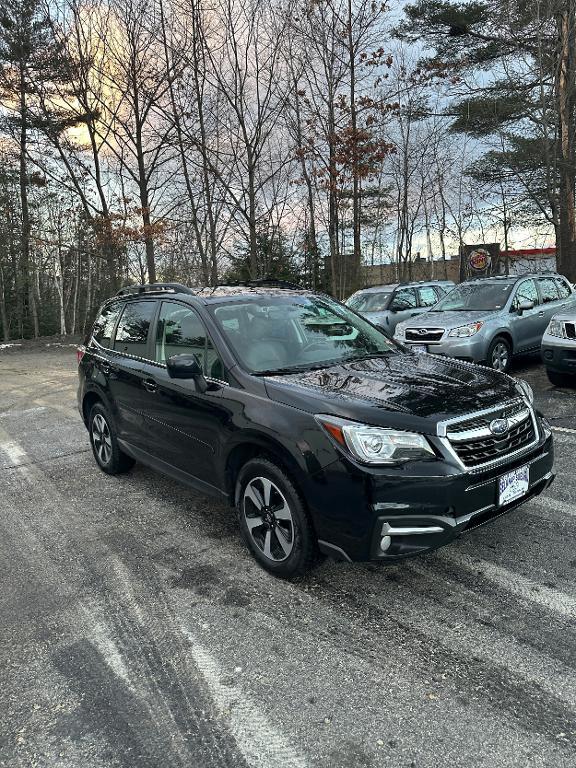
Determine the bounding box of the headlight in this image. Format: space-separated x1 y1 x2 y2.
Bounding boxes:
515 379 534 405
394 325 406 339
448 321 484 338
547 319 565 338
317 416 435 464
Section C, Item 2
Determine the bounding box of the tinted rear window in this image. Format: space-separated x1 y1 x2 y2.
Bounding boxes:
113 301 155 357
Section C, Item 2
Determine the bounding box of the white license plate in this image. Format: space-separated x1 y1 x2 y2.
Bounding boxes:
498 465 529 506
409 344 428 354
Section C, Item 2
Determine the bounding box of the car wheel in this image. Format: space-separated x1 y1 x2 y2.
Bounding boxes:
89 403 135 475
487 337 512 373
236 458 317 579
547 369 574 388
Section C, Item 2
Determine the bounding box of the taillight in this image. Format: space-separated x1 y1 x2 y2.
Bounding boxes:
76 346 86 364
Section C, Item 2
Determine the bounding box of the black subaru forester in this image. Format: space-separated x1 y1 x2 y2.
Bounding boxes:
77 281 555 578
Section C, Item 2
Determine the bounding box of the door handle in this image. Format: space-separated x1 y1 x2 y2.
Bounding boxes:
100 362 116 375
142 379 158 393
538 311 545 317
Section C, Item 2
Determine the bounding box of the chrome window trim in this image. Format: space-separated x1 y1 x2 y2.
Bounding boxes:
91 342 230 387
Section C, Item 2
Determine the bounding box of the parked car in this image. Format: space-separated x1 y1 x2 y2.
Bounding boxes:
541 311 576 386
394 273 576 372
345 280 455 334
78 280 554 578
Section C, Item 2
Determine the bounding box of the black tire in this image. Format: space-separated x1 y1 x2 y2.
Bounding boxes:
236 458 317 578
88 403 135 475
487 336 512 373
547 369 574 388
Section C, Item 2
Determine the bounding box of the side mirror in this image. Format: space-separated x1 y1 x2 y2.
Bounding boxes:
516 299 534 314
166 353 208 393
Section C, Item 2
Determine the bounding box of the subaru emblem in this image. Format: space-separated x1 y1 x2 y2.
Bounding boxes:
489 418 509 435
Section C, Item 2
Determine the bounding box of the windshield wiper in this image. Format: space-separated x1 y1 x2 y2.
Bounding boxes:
254 362 335 376
338 351 393 364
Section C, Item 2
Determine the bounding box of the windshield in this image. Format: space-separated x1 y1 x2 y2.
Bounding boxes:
346 290 392 313
432 282 513 312
211 295 397 374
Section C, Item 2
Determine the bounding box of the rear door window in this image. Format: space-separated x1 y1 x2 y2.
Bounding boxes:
92 302 122 348
113 301 155 358
555 277 572 299
538 277 560 304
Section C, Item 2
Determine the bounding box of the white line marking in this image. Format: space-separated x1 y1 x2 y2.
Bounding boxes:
442 550 576 620
182 629 309 768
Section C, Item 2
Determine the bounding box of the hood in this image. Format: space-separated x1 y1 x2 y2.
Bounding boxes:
399 309 497 330
263 351 519 428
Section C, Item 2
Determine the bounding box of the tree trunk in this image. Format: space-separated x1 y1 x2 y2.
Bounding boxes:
556 2 576 282
347 0 361 294
0 265 9 341
19 60 39 338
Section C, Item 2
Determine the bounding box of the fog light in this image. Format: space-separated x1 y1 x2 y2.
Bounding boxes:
380 535 392 552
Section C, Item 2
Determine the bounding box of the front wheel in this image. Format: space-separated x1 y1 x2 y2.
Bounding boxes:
236 458 317 579
89 403 135 475
487 337 512 373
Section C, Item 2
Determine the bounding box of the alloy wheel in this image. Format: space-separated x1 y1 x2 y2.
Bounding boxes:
92 413 112 465
243 476 295 562
491 342 509 371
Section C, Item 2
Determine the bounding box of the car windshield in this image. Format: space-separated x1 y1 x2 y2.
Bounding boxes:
346 290 392 312
211 294 397 374
431 282 513 312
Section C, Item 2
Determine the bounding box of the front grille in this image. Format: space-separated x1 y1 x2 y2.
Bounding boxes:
405 328 444 342
565 322 576 340
450 417 536 468
447 400 526 435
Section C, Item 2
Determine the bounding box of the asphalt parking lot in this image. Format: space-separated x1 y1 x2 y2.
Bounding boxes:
1 343 575 768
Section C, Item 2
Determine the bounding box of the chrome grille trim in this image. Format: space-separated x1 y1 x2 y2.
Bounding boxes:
436 398 540 473
448 408 531 443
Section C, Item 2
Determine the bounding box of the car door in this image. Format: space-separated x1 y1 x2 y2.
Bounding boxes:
107 299 157 450
508 278 542 352
142 300 227 489
388 287 420 331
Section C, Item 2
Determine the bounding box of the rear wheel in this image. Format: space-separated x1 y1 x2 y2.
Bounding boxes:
236 458 317 578
547 369 575 388
487 337 512 373
89 403 135 475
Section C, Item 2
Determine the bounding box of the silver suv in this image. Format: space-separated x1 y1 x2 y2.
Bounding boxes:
394 274 576 372
541 310 576 386
346 280 454 334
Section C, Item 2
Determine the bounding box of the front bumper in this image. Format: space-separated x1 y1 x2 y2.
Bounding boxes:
397 335 488 363
542 339 576 375
313 428 554 563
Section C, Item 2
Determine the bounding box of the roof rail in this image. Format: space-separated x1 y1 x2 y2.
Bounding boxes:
249 278 304 290
215 278 305 291
116 282 195 297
